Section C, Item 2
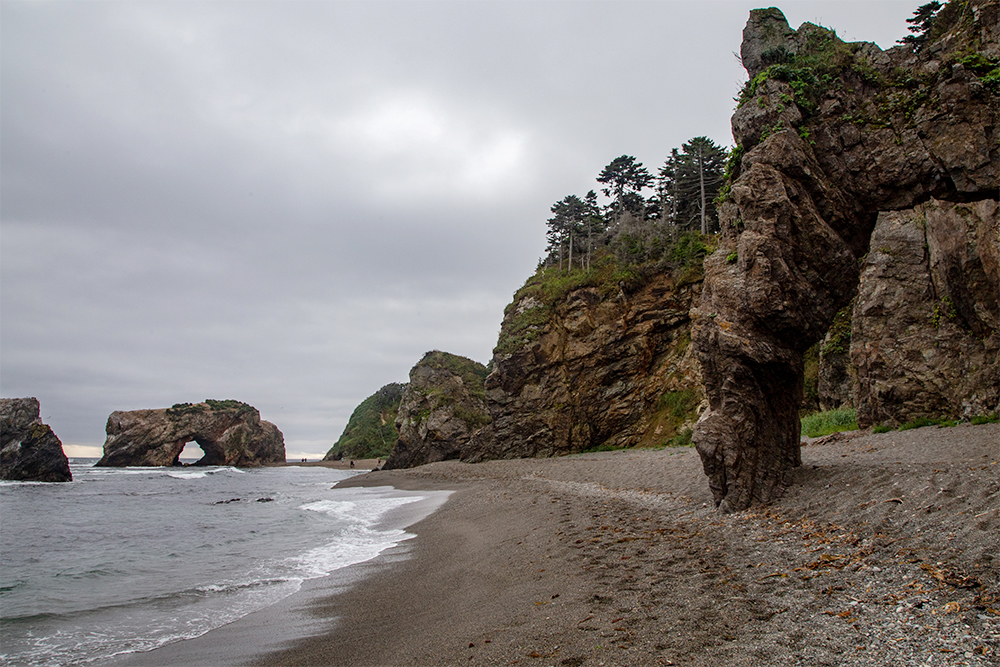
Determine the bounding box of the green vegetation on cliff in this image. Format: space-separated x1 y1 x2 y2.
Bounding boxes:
414 350 490 402
166 399 253 419
324 383 405 460
733 0 998 153
495 234 715 359
648 389 701 448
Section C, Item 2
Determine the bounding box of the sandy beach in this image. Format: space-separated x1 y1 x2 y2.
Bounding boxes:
113 423 998 666
275 459 385 470
240 423 998 666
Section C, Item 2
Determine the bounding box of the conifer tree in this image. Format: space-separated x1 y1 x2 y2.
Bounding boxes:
657 137 728 234
898 1 942 51
597 156 653 224
545 194 589 272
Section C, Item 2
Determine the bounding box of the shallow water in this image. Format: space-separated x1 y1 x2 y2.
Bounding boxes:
0 460 442 666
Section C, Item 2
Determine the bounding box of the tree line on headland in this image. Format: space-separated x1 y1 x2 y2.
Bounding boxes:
543 138 729 275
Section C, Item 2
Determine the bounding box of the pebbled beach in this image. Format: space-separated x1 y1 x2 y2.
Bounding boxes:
240 422 1000 667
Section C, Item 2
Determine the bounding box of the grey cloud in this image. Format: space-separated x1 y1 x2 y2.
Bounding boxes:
1 1 912 455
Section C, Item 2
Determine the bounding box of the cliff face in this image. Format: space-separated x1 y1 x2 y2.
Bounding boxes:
469 270 704 460
323 383 405 461
853 199 999 426
383 351 491 469
97 400 285 467
0 397 72 482
694 2 999 511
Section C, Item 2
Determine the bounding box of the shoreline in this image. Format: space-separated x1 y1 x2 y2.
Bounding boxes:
104 477 453 667
272 458 383 470
109 424 999 666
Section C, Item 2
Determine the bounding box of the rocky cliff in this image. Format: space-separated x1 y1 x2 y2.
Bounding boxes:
0 397 72 482
97 400 285 467
323 383 405 461
383 351 491 469
694 2 999 511
468 263 705 461
854 198 998 425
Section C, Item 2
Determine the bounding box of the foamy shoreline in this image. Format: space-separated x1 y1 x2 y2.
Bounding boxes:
110 424 998 666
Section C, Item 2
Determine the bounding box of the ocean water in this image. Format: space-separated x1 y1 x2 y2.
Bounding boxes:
0 460 448 666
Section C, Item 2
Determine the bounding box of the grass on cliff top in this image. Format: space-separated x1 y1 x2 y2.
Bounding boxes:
166 399 252 418
325 383 405 460
736 0 998 140
508 232 714 315
736 24 858 115
494 235 714 359
416 350 489 400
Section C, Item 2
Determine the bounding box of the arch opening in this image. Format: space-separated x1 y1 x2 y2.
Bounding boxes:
177 442 205 465
172 439 226 466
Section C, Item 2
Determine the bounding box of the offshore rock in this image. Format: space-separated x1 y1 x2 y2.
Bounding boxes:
694 3 999 511
469 270 703 461
383 351 490 469
97 400 285 467
0 397 72 482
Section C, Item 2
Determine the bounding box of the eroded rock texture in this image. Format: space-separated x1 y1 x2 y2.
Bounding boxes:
694 3 999 511
817 304 855 411
470 272 704 460
0 397 72 482
384 351 490 469
853 199 999 425
97 400 285 467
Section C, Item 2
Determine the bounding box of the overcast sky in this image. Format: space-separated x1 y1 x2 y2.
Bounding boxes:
1 0 914 459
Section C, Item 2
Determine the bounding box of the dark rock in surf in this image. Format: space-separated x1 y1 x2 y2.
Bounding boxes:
0 397 72 482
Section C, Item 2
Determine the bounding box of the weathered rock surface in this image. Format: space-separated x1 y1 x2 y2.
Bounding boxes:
694 3 999 511
469 271 704 460
853 199 999 426
0 397 72 482
97 400 285 467
384 352 490 469
817 303 855 411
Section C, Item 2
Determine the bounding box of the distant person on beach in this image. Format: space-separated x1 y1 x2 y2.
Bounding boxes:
350 460 354 468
